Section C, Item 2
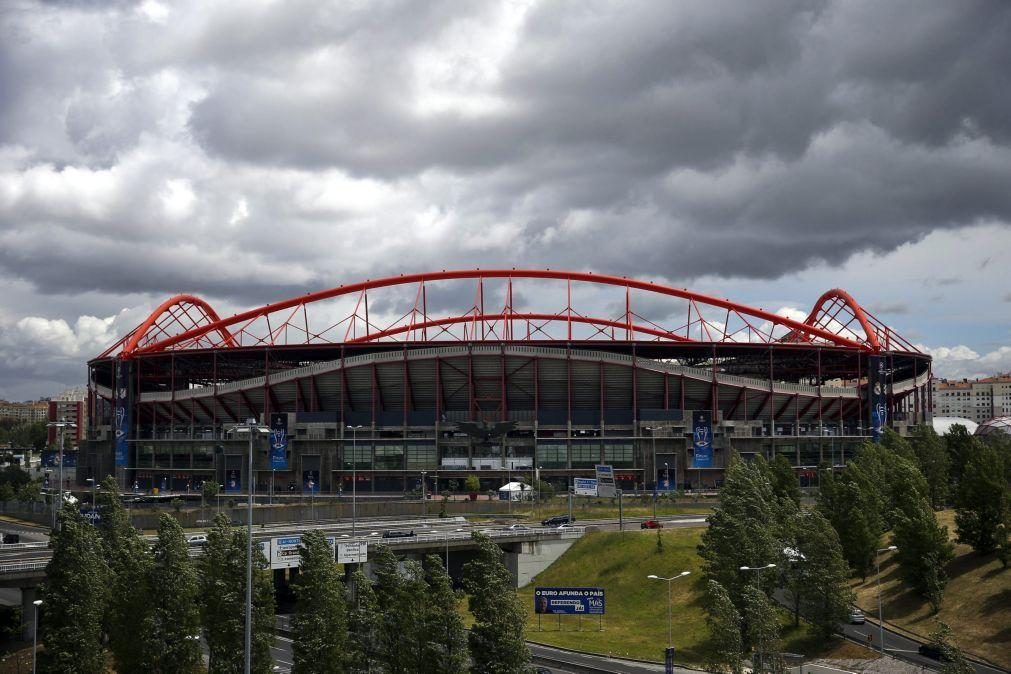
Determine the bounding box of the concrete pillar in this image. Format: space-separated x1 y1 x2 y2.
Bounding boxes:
21 585 39 642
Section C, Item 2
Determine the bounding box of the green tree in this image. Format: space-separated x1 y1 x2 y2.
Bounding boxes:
420 555 468 674
38 508 108 674
147 513 202 673
881 428 916 462
944 425 978 487
345 568 382 673
199 513 275 674
779 509 852 636
892 499 955 613
995 521 1009 569
954 443 1009 554
741 585 781 674
96 476 153 673
371 545 426 673
461 533 530 674
909 425 950 508
703 580 743 674
464 475 480 493
927 621 975 674
768 455 801 506
292 530 347 674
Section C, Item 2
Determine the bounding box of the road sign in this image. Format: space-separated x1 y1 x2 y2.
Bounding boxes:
270 535 337 569
595 464 616 497
573 477 598 496
337 540 368 564
533 587 605 615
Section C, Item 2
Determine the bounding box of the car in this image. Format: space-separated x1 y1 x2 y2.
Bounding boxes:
507 524 530 531
556 523 577 529
187 534 208 547
848 609 865 624
381 529 415 539
541 514 573 527
640 519 663 529
917 643 950 661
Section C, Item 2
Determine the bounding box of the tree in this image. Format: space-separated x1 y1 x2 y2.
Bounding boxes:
291 530 347 674
96 476 153 673
996 521 1009 569
881 428 916 462
768 455 801 506
909 425 949 508
892 499 954 613
464 475 480 493
928 621 974 674
703 580 743 674
147 513 202 673
944 425 978 487
420 555 468 674
817 472 881 579
741 585 781 674
370 545 427 673
199 513 275 674
461 533 530 673
779 510 852 637
345 568 382 673
38 508 108 674
955 443 1008 554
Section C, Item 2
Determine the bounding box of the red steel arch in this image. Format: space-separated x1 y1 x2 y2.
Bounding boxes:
112 270 918 357
101 294 236 358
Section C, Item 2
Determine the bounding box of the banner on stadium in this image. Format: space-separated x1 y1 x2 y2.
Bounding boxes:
114 361 130 467
692 410 713 468
225 469 241 492
269 413 288 470
303 470 319 493
868 355 888 442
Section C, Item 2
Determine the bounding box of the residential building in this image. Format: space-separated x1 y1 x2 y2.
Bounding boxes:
932 373 1011 424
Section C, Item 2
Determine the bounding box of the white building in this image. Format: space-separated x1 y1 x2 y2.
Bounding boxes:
932 373 1011 424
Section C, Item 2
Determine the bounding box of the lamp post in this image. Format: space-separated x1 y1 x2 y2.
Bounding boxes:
46 419 76 529
739 563 777 583
420 470 428 517
645 427 658 518
31 598 42 674
347 425 362 536
647 571 691 651
230 418 270 674
876 545 897 655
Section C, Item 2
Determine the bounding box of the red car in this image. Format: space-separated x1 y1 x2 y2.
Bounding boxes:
640 519 663 529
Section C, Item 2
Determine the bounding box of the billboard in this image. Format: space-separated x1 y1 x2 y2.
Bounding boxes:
573 477 597 496
595 464 616 498
269 413 289 470
42 451 77 468
692 410 713 468
868 355 888 442
337 540 368 564
225 469 241 493
303 470 320 493
533 587 605 615
114 360 130 467
270 535 337 569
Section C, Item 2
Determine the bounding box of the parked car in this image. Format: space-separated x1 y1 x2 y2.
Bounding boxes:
541 514 573 527
381 529 416 538
187 534 208 547
848 609 865 624
640 519 663 529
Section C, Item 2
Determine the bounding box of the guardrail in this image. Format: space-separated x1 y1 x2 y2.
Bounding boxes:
0 560 48 574
0 542 49 552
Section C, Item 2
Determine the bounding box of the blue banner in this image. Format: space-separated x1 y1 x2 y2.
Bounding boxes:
114 361 130 466
225 469 241 492
534 587 605 615
42 451 77 468
269 413 288 470
692 410 713 468
868 356 888 442
303 470 319 493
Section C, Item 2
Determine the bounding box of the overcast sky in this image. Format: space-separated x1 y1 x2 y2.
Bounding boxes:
1 0 1009 400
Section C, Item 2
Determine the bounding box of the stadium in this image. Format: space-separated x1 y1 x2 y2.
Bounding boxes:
81 269 932 496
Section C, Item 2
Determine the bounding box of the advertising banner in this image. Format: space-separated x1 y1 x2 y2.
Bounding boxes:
114 360 130 467
269 413 289 470
80 508 101 526
868 355 888 442
303 470 319 493
594 464 616 498
573 477 598 496
225 469 241 493
337 540 368 564
271 535 337 569
692 410 713 468
533 587 605 615
41 451 77 468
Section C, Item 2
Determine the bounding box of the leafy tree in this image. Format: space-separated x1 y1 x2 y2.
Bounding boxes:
741 585 781 674
768 455 801 506
292 530 347 674
927 621 974 674
996 521 1009 569
461 533 530 673
371 545 427 673
944 425 978 487
202 480 221 499
420 555 468 674
96 476 153 672
199 513 275 674
147 513 202 673
699 454 779 610
0 482 14 502
464 475 480 493
881 428 916 462
909 425 950 508
16 478 41 503
779 508 852 636
38 508 108 674
703 580 743 674
892 499 954 613
955 443 1009 554
345 568 382 673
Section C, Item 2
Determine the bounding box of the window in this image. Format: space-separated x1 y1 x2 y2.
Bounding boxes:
537 443 567 469
603 442 634 467
374 444 404 470
406 444 437 469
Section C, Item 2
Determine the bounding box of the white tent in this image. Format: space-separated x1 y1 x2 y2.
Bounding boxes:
498 481 534 501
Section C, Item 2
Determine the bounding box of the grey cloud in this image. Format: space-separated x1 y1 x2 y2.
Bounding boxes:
867 303 909 316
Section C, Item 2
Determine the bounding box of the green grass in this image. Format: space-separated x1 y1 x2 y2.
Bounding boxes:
497 496 714 523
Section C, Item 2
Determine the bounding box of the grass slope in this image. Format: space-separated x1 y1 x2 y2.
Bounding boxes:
517 527 874 665
850 510 1011 669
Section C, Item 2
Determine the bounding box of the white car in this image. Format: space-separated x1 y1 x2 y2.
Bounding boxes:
507 524 530 531
187 534 208 547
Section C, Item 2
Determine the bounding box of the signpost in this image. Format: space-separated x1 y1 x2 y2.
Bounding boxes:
337 540 368 564
573 477 598 496
595 464 616 497
269 535 337 569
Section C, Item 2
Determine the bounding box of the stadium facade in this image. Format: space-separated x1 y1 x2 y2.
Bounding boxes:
81 270 932 495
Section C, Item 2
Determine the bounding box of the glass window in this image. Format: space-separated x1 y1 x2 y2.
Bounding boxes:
136 443 154 468
406 444 437 469
193 444 214 468
375 445 404 470
603 442 634 468
154 443 171 468
571 441 599 469
342 443 373 469
537 443 567 469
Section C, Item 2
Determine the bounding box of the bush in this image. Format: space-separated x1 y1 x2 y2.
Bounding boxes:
464 475 480 493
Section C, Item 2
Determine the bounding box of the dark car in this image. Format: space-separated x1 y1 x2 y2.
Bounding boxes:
640 519 663 529
917 643 950 661
541 514 573 527
381 529 416 539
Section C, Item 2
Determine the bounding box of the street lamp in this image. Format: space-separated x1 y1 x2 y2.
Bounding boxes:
46 418 76 529
347 425 363 537
739 563 777 585
420 471 428 517
645 427 659 518
647 571 691 650
229 418 270 674
876 545 897 655
31 598 42 674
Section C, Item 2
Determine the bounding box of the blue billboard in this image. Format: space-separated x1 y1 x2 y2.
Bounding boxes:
114 360 131 466
692 410 713 468
868 356 888 442
225 469 241 492
269 413 289 470
42 451 77 468
534 587 605 615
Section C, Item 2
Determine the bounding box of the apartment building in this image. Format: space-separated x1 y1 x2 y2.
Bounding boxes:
932 373 1011 424
0 401 48 423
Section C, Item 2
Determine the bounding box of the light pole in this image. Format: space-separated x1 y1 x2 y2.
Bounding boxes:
420 470 428 517
647 571 691 650
645 427 658 518
876 545 897 655
46 419 76 529
445 527 464 568
347 425 362 536
230 418 269 674
739 563 777 585
31 598 42 674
